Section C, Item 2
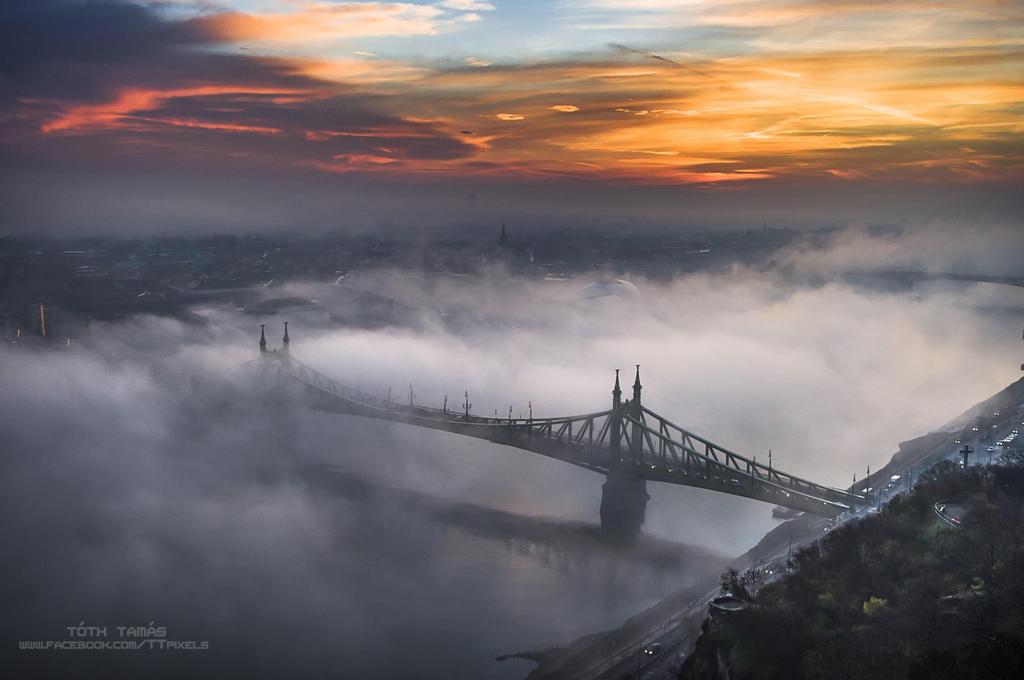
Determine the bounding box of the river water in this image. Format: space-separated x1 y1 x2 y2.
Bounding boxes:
242 464 726 680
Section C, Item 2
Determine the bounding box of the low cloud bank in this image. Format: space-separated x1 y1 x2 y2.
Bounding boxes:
779 222 1024 277
2 231 1021 676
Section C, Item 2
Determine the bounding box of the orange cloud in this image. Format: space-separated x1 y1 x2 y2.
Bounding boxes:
26 0 1024 189
192 3 447 45
392 40 1024 184
141 119 282 135
40 86 311 134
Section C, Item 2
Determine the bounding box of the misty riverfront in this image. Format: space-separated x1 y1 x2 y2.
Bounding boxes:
3 225 1023 679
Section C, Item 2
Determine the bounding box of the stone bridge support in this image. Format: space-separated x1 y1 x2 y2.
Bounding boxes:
599 466 649 541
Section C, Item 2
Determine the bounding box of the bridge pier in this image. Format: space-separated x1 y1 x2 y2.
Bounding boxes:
598 365 650 541
599 466 649 541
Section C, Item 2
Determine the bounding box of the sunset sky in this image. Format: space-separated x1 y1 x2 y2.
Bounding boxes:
2 1 1022 233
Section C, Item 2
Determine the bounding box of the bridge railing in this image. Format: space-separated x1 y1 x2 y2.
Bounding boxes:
281 355 619 442
618 414 852 513
628 407 866 507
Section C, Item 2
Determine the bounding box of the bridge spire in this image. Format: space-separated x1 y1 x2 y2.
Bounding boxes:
630 365 643 461
282 321 289 353
610 370 622 455
259 324 267 353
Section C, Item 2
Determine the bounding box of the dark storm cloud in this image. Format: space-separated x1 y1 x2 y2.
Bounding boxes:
0 0 222 102
0 0 336 121
0 0 325 153
0 0 478 225
0 0 471 152
0 0 215 73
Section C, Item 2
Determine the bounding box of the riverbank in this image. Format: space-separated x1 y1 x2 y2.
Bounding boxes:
680 454 1024 679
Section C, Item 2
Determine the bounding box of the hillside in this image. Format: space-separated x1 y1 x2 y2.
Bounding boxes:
680 459 1024 679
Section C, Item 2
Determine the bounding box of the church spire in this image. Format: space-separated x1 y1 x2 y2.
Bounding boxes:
259 324 267 353
282 321 290 353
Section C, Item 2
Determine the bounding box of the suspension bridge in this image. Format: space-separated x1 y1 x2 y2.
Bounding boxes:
255 324 868 539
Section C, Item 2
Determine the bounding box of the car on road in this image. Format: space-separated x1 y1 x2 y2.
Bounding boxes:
642 642 663 657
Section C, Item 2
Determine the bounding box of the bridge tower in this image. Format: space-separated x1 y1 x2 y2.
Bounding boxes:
599 365 650 541
630 365 643 461
610 369 622 454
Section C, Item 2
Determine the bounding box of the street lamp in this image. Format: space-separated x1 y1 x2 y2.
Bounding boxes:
960 444 973 468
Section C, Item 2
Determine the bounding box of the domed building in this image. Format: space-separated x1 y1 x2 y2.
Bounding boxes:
578 279 640 299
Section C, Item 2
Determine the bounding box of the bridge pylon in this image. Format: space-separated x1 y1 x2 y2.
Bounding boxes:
610 369 622 454
600 366 649 541
630 365 643 461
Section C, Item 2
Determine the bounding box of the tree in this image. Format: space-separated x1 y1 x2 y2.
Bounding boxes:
862 596 888 616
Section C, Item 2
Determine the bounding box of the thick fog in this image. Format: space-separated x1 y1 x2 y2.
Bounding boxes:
780 222 1024 277
2 227 1021 677
274 265 1020 546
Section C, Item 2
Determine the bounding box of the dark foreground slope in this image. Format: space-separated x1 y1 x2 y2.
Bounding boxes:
680 460 1024 680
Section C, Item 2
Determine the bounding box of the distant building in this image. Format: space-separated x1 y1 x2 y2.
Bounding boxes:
579 279 640 300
